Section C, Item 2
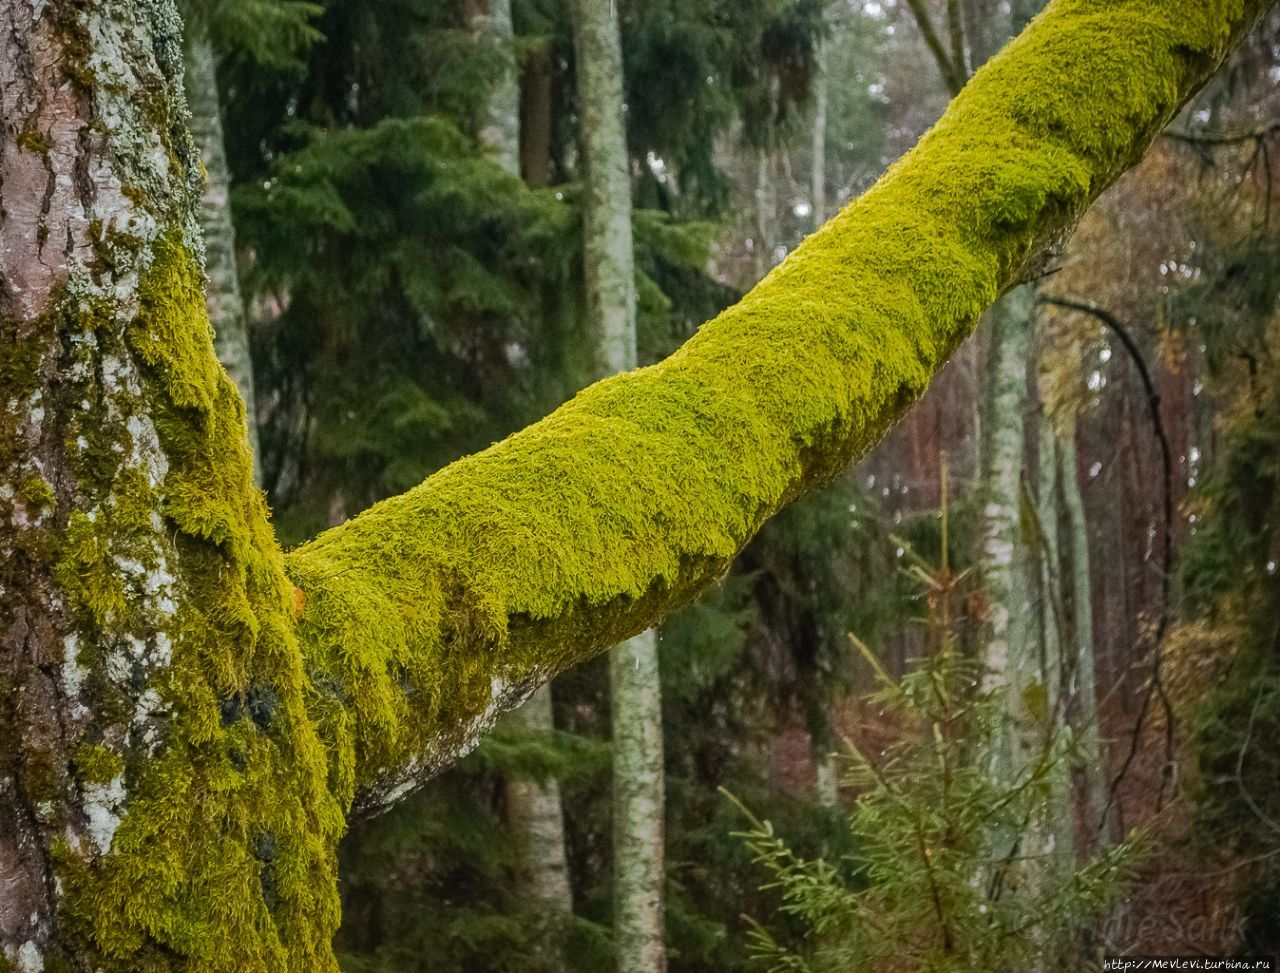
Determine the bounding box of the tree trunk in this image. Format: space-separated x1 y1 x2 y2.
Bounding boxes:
754 150 774 280
609 632 665 973
0 3 341 970
811 38 828 231
0 1 1267 967
468 0 522 174
571 0 666 970
504 685 574 910
981 287 1037 767
520 47 555 189
184 26 261 476
1057 410 1107 839
1036 412 1074 863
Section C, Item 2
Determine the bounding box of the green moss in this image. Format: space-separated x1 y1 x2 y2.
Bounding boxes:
17 129 51 155
51 230 344 972
285 0 1268 807
72 743 125 785
18 474 55 512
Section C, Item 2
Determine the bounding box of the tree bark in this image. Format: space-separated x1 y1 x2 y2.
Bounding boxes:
520 46 555 189
467 0 522 174
571 0 666 969
981 287 1036 755
0 3 340 970
1057 410 1107 838
753 149 774 280
1036 411 1074 862
0 1 1270 968
609 632 665 973
503 685 574 910
811 37 829 232
185 26 261 476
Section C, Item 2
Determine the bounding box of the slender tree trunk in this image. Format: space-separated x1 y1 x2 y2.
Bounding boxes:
520 47 555 189
754 150 774 280
1058 410 1107 838
1036 414 1074 863
572 1 665 970
981 288 1036 732
610 633 665 973
467 0 522 174
811 38 828 231
504 686 574 910
185 27 261 475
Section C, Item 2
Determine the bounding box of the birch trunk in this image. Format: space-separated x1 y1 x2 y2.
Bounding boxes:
504 685 574 911
981 286 1037 771
983 285 1034 716
571 0 666 970
811 40 828 231
1057 410 1107 837
468 0 522 174
467 0 579 927
185 27 261 476
754 150 774 280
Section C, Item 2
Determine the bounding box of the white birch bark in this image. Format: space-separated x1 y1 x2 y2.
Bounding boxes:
504 685 574 912
811 39 828 231
185 27 261 475
469 0 522 174
571 1 665 970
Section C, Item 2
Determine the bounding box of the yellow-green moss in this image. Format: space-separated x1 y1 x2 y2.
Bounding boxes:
72 743 125 785
16 128 52 155
286 0 1267 806
52 230 343 972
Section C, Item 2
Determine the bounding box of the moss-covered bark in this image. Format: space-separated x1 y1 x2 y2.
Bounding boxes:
0 1 1272 970
1 3 338 970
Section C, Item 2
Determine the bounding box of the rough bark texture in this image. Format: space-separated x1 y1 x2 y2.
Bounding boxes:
0 3 340 971
0 1 1272 969
609 631 666 973
184 27 261 474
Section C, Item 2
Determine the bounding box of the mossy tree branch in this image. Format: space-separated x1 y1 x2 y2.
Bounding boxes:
286 0 1276 814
